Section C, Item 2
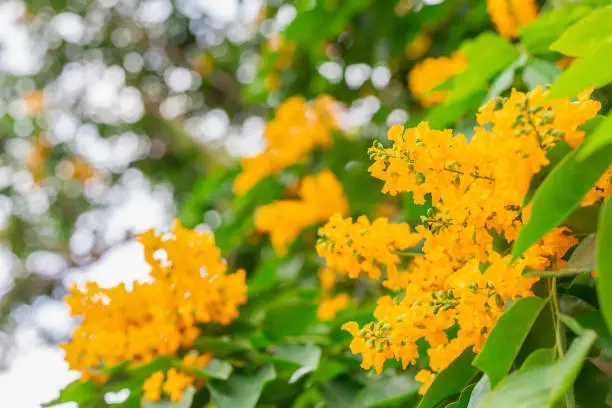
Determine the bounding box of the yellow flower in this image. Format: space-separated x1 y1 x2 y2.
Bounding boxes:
487 0 538 38
317 293 351 321
163 368 194 402
234 96 339 195
323 87 601 392
255 170 348 254
408 54 466 106
143 371 164 402
61 220 247 389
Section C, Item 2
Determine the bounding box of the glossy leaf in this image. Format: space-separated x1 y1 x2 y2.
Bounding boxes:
207 364 276 408
479 330 597 408
473 296 547 387
550 6 612 57
596 197 612 333
416 349 479 408
547 41 612 100
512 132 612 259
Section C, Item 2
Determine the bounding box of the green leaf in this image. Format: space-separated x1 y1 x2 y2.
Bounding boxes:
564 233 596 271
519 5 592 55
143 387 195 408
450 33 519 102
200 359 233 380
596 197 612 334
192 336 252 355
351 372 420 408
467 375 490 408
520 348 556 370
273 343 322 384
479 330 597 408
417 349 479 408
574 361 612 408
446 385 476 408
547 41 612 100
550 6 612 57
263 299 318 342
578 112 612 164
319 376 362 408
473 296 547 387
512 135 612 259
207 364 276 408
43 379 99 407
522 59 561 90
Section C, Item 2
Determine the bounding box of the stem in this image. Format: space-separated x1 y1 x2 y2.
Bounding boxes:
551 277 565 358
551 277 574 407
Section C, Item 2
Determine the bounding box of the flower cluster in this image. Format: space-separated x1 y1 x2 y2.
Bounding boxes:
255 170 349 254
234 96 339 195
487 0 538 38
317 214 421 288
408 53 466 106
62 220 247 402
318 87 600 393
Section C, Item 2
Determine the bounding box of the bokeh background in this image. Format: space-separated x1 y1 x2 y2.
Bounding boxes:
0 0 501 406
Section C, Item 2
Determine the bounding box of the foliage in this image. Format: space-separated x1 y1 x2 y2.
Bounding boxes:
1 0 612 407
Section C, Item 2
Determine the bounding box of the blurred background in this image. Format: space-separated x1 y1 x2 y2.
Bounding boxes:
0 0 495 405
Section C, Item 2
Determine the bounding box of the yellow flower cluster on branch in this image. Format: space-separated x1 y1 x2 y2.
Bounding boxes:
255 170 349 254
487 0 538 38
234 96 339 195
318 87 600 394
62 220 247 401
408 53 466 107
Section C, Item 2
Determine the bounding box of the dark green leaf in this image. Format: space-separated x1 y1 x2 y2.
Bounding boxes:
446 384 475 408
596 197 612 333
207 364 276 408
417 349 479 408
574 361 612 408
320 376 362 408
473 296 547 387
143 387 195 408
512 134 612 259
263 300 318 342
550 6 612 57
547 41 612 100
351 372 420 408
